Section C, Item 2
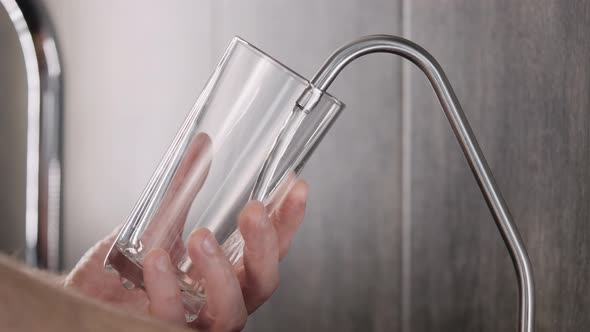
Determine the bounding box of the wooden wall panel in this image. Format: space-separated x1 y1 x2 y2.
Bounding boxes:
407 1 590 331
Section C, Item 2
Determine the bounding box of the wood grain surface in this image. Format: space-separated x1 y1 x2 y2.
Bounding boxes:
407 1 590 331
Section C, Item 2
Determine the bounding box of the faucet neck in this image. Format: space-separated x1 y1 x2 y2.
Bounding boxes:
310 34 535 332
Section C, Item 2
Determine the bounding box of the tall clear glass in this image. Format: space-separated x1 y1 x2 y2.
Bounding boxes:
105 37 344 321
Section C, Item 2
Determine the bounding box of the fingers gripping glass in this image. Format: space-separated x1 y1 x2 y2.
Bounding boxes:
105 37 344 321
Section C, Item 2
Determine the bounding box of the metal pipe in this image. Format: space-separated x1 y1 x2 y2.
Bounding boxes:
310 34 534 332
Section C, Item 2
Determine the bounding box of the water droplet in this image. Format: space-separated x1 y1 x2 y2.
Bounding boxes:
185 312 197 323
120 277 136 290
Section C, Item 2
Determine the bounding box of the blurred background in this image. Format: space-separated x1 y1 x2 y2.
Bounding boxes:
1 0 589 331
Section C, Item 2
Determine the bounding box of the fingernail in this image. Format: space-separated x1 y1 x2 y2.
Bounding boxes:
201 232 218 256
296 181 308 199
258 214 270 229
155 253 169 273
255 204 269 228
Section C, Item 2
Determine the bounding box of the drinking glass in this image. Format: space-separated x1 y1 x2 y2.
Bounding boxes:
105 37 344 321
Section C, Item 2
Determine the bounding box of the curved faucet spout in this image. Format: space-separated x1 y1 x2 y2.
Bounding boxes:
309 34 534 332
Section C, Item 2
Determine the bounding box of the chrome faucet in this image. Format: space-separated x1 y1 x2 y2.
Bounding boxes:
0 0 63 270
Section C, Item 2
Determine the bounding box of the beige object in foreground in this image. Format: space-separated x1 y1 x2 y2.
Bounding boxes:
0 254 189 332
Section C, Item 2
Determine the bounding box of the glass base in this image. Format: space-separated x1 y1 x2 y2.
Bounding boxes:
105 245 206 322
105 230 246 322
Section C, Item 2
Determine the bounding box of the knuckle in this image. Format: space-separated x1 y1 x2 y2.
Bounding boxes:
244 244 266 261
218 310 247 332
244 271 278 308
235 308 248 331
163 291 182 306
261 273 279 298
279 241 291 259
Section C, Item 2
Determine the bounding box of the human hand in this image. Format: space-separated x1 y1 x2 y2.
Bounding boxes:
65 179 307 331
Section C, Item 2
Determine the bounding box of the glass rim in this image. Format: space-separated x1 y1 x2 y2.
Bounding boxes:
230 36 344 108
